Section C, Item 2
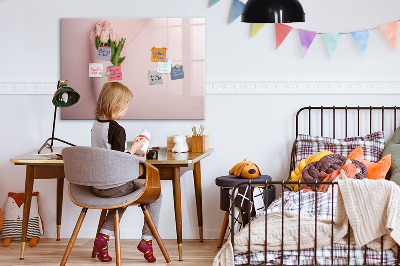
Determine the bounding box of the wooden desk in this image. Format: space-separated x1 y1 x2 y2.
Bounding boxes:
10 147 213 261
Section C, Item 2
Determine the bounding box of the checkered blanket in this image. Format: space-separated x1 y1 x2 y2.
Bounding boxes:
234 191 397 265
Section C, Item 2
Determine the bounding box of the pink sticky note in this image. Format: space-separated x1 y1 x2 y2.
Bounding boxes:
107 66 122 81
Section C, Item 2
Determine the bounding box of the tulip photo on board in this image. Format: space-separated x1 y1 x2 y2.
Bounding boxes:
90 20 126 67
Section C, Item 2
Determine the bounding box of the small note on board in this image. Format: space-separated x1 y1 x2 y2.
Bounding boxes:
148 70 163 85
151 47 167 62
107 66 122 81
98 46 111 61
171 64 184 80
157 60 172 73
89 63 103 77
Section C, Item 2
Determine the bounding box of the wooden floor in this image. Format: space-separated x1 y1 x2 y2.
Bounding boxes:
0 239 221 265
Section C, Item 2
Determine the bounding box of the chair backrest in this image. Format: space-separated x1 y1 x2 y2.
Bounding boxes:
62 146 145 188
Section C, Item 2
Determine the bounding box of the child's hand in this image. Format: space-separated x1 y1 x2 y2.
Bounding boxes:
129 137 147 155
134 149 149 157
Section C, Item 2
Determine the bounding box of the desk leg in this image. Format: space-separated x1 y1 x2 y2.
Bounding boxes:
172 167 183 261
56 178 64 241
193 161 203 242
20 165 35 259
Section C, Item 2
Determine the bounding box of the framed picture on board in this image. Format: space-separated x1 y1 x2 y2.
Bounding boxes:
61 18 205 119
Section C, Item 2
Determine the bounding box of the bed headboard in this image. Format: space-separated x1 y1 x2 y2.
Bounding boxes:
290 106 400 179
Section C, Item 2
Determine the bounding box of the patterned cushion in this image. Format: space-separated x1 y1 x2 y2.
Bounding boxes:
295 131 385 166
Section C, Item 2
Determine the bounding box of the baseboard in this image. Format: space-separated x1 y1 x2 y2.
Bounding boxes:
1 81 400 94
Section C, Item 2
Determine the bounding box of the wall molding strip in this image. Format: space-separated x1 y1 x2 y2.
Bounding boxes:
1 81 400 95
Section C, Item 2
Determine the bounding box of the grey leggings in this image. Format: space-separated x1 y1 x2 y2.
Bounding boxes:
92 180 162 240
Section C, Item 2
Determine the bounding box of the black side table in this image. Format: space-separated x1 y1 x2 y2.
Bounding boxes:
215 175 275 248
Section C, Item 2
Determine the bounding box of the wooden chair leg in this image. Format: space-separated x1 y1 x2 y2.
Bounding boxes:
217 211 230 248
60 208 88 266
141 205 171 263
114 210 121 266
91 209 108 258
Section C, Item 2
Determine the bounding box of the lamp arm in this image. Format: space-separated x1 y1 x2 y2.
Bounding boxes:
50 105 57 148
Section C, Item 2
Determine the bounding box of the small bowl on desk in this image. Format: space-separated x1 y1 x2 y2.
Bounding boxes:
146 150 158 160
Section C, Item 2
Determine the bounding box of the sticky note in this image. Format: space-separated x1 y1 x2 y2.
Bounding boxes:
107 66 122 81
151 47 167 62
98 46 111 61
89 63 103 77
171 65 184 80
157 60 172 73
148 70 163 85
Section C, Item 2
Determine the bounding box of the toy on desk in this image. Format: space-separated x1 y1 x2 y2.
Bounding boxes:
229 159 261 179
1 192 44 247
172 135 189 153
135 129 150 155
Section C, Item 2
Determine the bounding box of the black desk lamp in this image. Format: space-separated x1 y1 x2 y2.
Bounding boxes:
241 0 305 23
38 80 80 154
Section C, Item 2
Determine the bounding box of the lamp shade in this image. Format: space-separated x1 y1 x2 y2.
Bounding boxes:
52 84 80 107
241 0 305 23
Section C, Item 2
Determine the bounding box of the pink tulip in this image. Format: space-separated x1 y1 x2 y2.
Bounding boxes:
94 23 102 37
100 30 110 44
110 29 117 42
102 21 111 32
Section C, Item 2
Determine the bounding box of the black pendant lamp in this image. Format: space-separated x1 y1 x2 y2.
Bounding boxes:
242 0 305 23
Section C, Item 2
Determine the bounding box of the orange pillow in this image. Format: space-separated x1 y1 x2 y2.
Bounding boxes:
347 146 391 180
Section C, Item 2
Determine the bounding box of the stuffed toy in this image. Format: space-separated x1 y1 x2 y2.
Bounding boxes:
289 150 333 191
317 160 360 193
1 192 44 247
172 135 189 153
348 146 391 180
301 154 368 191
229 159 261 179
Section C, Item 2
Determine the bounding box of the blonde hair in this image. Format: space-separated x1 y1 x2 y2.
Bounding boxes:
95 82 133 120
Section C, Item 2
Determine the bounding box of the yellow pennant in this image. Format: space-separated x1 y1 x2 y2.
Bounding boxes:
251 23 266 38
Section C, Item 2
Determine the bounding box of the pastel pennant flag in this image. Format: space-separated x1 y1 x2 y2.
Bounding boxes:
251 23 266 38
351 29 370 55
229 0 245 24
378 21 398 50
209 0 220 7
323 33 341 58
298 29 317 58
275 23 293 49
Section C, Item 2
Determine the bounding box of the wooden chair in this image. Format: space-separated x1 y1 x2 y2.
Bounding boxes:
60 146 171 265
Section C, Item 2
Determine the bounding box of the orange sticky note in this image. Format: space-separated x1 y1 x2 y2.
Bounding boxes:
151 47 167 62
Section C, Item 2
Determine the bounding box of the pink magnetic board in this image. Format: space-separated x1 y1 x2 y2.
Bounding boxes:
61 18 205 120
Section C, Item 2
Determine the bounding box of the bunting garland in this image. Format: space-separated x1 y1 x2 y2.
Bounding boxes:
275 23 292 49
378 21 397 50
208 1 399 58
251 23 265 38
323 33 341 58
229 0 245 24
298 30 317 58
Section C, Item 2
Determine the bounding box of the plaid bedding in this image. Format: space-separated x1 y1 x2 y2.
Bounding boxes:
234 191 397 265
294 131 385 166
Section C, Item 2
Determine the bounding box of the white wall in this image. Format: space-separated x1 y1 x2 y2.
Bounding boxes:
1 0 400 240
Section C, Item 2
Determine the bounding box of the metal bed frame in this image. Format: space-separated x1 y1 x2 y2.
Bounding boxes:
230 106 400 266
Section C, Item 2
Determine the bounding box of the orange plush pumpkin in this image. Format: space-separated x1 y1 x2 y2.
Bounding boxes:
229 159 261 179
347 146 391 180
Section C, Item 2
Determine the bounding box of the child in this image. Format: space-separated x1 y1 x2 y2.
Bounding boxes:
91 82 162 263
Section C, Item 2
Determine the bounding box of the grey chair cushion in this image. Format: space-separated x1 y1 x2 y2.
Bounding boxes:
69 180 145 208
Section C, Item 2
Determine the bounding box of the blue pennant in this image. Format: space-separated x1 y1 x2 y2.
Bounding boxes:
229 0 245 24
351 29 371 55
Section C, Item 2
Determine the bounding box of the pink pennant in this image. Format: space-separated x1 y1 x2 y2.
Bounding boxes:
378 21 398 50
275 24 293 49
298 29 317 58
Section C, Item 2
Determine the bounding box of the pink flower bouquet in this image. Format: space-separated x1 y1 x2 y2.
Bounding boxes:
91 20 126 66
